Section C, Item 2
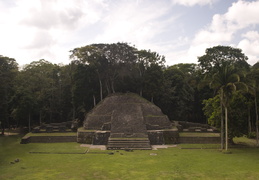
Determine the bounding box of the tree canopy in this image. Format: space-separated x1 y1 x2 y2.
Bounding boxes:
0 44 258 147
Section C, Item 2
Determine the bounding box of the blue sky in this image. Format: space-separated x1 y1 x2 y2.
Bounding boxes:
1 0 259 66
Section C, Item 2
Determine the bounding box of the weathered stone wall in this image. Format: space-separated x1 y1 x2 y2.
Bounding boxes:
145 116 172 130
179 137 220 144
163 131 179 144
77 128 110 144
83 93 172 133
111 104 146 134
177 121 211 130
77 130 95 144
21 136 77 143
148 131 164 145
92 131 110 145
20 136 30 144
148 130 179 145
84 115 111 130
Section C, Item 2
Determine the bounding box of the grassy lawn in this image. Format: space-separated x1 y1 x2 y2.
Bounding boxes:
233 136 258 147
1 135 259 180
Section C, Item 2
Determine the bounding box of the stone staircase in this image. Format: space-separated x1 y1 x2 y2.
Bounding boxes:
107 104 152 150
107 137 151 150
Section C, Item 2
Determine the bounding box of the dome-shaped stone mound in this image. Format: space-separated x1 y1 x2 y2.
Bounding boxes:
84 93 172 131
78 93 177 149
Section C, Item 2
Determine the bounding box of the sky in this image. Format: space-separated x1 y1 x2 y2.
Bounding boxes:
1 0 259 66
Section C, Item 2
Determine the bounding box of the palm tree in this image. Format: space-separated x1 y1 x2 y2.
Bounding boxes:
198 45 249 151
210 61 246 151
247 66 259 147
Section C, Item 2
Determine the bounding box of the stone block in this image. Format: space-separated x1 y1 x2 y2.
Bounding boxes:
93 131 110 145
46 126 53 133
32 126 40 133
59 126 66 132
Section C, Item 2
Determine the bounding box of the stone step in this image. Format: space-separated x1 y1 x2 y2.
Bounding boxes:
108 138 150 142
110 133 148 138
107 138 151 150
107 145 152 150
108 142 151 145
107 147 152 150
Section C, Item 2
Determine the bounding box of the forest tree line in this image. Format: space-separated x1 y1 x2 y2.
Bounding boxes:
0 43 258 145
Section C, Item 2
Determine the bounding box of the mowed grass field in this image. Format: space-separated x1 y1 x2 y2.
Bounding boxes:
1 135 259 180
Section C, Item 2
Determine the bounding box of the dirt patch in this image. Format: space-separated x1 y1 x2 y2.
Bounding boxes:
80 144 106 150
152 145 177 150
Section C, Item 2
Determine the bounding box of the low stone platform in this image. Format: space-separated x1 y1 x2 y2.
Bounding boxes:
107 137 152 150
179 132 221 144
76 128 220 146
32 121 74 133
20 133 77 144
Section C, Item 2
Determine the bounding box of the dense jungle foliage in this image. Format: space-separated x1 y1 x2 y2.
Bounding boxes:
0 43 258 145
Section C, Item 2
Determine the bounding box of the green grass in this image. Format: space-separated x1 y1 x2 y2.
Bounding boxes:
1 135 259 180
178 144 221 149
233 136 258 147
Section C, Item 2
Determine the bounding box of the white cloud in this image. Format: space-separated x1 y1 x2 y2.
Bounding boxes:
225 0 259 28
242 31 259 40
0 0 178 65
171 0 218 6
238 31 259 64
1 0 259 67
0 0 110 65
188 0 259 65
19 0 95 30
93 1 174 44
89 0 181 61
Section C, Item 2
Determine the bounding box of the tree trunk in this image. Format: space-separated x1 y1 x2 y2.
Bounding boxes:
138 65 144 97
72 104 76 120
248 106 252 134
97 71 103 101
111 72 116 93
220 89 224 150
255 95 259 147
111 80 115 93
29 113 31 132
221 102 224 150
225 106 228 151
99 79 103 101
93 95 96 107
1 124 4 135
106 80 110 94
40 110 42 126
49 110 53 123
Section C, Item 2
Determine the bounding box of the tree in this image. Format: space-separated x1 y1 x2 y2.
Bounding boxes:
228 91 248 139
70 63 99 121
13 60 72 129
0 55 18 134
159 65 194 121
70 42 138 99
70 43 166 100
203 95 221 128
247 63 259 146
203 92 248 141
198 45 249 74
170 63 207 123
136 49 165 96
142 63 164 103
198 46 249 151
